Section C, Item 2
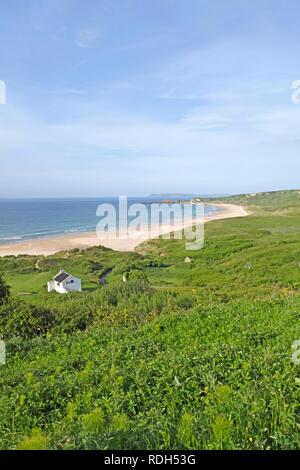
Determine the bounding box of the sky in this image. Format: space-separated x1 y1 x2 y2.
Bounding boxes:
0 0 300 197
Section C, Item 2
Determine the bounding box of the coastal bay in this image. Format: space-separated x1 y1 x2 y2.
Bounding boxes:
0 203 247 256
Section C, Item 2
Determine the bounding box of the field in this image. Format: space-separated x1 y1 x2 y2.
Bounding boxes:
0 190 300 449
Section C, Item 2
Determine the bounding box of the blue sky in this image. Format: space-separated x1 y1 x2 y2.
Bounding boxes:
0 0 300 197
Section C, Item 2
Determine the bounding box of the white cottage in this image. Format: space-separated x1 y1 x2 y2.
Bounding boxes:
47 270 82 294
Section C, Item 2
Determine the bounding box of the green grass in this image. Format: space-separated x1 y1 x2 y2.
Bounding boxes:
6 271 99 302
1 296 300 450
1 189 300 449
2 247 142 303
6 272 51 296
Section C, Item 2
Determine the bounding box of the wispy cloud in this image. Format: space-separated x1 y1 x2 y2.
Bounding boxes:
1 96 300 195
1 0 300 196
74 27 100 48
156 89 203 101
47 88 87 95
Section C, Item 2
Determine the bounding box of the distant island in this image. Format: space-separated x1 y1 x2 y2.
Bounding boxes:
149 193 229 199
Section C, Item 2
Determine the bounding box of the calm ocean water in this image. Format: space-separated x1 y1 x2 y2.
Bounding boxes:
0 198 220 245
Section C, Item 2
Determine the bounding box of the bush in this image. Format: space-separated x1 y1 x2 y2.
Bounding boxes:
128 270 149 282
0 274 9 302
16 429 50 450
0 298 55 340
176 295 195 310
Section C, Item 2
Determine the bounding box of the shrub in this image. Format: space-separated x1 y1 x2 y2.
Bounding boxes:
0 274 9 302
177 413 195 448
82 408 104 434
0 299 54 339
111 414 129 433
16 429 49 450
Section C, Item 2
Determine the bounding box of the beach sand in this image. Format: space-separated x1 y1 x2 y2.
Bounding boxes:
0 203 248 257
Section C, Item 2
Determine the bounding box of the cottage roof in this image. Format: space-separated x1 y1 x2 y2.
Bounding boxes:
53 271 71 283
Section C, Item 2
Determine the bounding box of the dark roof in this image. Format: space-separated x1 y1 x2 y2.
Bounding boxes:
54 271 71 283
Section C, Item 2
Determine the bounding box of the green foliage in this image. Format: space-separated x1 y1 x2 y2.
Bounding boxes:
0 298 54 339
0 273 9 302
177 413 195 448
0 296 300 449
82 408 104 434
1 190 300 449
128 269 149 282
111 414 129 433
16 429 49 450
210 415 233 449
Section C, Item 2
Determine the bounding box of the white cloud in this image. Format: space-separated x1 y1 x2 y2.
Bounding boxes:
47 88 87 95
74 28 100 48
156 89 202 101
1 91 300 196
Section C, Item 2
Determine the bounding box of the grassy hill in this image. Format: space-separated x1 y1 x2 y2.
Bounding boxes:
0 190 300 449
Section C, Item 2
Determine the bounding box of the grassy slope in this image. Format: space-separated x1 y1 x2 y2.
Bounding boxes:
0 190 300 449
137 190 300 298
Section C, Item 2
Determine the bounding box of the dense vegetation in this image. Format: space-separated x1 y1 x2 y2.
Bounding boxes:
0 190 300 449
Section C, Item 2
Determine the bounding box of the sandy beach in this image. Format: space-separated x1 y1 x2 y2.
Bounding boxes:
0 203 247 257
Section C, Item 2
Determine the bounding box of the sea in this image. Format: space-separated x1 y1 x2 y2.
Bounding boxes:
0 197 220 245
